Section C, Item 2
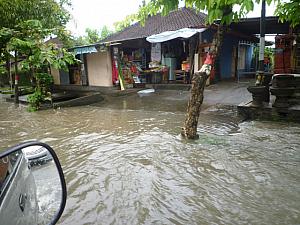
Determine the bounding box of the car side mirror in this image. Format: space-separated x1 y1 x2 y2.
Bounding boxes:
0 141 67 225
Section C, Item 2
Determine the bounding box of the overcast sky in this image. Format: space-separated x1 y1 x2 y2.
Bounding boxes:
66 0 277 37
67 0 142 36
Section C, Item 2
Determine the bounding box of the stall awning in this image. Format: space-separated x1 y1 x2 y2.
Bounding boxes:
146 28 207 43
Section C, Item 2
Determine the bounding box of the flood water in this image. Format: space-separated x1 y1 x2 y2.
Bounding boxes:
1 91 300 225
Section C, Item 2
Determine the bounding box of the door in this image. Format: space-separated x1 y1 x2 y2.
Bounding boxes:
231 47 238 78
238 46 246 70
80 54 89 86
59 70 70 85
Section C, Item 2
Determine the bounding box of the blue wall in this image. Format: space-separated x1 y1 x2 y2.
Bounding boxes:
201 29 254 80
220 34 239 79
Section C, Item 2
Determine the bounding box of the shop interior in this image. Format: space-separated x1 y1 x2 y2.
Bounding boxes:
112 37 195 87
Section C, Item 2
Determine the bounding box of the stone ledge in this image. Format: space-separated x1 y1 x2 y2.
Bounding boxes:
238 101 300 122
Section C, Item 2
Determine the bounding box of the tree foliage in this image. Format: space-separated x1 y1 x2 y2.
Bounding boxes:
72 36 89 47
136 0 279 25
275 0 300 27
72 26 114 46
100 25 114 40
27 72 54 111
113 0 300 32
0 0 78 110
0 0 70 30
0 0 72 56
85 28 101 44
2 19 79 111
114 14 138 32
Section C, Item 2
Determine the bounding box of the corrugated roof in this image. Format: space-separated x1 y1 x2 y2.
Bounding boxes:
104 7 207 43
73 46 98 55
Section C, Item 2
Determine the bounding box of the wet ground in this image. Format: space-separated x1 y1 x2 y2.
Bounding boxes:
0 85 300 225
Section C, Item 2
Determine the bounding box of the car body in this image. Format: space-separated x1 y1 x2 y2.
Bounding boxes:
0 151 38 225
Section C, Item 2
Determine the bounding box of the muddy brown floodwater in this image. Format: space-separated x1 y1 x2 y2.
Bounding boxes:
1 90 300 225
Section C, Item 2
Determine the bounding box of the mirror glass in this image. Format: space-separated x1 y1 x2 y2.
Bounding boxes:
0 145 62 225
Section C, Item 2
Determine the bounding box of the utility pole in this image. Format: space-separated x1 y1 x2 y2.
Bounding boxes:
14 51 19 104
248 0 270 105
258 0 266 73
255 0 271 103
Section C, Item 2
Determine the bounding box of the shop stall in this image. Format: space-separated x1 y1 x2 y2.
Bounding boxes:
110 29 207 88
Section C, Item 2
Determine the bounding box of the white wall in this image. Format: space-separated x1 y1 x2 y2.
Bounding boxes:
86 51 113 87
50 67 60 85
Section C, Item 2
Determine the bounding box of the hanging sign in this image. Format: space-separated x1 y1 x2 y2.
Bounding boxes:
151 43 161 62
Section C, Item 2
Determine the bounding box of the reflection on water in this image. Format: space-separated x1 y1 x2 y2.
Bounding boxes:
1 92 300 225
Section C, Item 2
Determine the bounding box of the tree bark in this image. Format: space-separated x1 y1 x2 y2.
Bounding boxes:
213 6 231 82
181 24 226 139
213 25 226 82
181 71 209 139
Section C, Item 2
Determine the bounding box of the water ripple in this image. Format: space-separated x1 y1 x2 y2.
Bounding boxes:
0 97 299 225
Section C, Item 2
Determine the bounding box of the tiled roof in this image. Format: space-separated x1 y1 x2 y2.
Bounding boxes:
104 7 207 43
45 37 64 48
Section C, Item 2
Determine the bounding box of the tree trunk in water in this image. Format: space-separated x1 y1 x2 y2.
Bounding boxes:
181 24 225 139
181 71 209 139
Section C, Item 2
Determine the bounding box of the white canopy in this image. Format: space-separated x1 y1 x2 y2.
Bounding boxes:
146 28 207 43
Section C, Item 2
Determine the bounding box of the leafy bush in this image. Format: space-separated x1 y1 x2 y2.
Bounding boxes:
34 72 54 87
27 72 53 111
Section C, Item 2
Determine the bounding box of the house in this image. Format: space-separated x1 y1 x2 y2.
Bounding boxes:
51 44 113 87
103 7 258 85
51 8 263 89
